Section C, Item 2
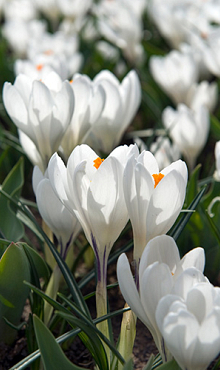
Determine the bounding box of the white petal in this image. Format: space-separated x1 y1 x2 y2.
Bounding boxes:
117 253 149 326
145 170 186 242
139 235 180 280
140 262 173 334
3 82 28 131
48 153 69 205
175 247 205 278
32 166 44 195
87 156 128 249
172 267 208 300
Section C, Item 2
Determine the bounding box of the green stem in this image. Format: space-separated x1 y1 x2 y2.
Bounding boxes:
95 254 110 365
44 265 62 326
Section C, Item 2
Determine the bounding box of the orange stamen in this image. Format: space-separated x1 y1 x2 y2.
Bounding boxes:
69 79 73 84
44 49 53 55
152 173 164 188
36 63 43 71
93 157 104 169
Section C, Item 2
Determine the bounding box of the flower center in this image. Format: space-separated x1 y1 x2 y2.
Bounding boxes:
44 49 53 55
152 173 164 188
93 157 104 169
36 63 43 71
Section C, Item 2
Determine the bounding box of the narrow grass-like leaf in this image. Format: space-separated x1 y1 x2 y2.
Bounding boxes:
57 293 126 365
20 242 50 282
24 281 127 366
170 185 207 241
211 357 220 370
156 359 181 370
142 354 155 370
186 164 201 205
151 354 162 369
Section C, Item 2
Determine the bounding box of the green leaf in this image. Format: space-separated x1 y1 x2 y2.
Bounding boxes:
156 359 181 370
0 293 14 308
0 157 24 240
185 164 202 205
0 192 91 319
8 305 130 370
57 293 125 366
33 315 86 370
142 354 155 370
0 238 11 258
170 185 207 241
57 311 109 370
121 358 134 370
210 114 220 140
20 242 50 281
0 242 31 343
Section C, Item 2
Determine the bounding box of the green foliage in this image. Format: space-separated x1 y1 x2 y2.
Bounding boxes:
0 156 24 241
33 315 85 370
0 240 49 344
156 359 181 370
0 242 30 343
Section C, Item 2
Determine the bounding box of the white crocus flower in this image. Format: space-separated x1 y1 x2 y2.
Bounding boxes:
2 19 46 57
117 235 206 362
48 144 138 271
123 150 187 264
32 166 81 255
94 0 144 64
3 0 38 22
59 74 106 161
162 104 210 172
203 29 220 78
150 50 199 105
33 165 81 325
25 31 83 80
186 80 218 112
48 143 138 331
3 71 74 173
15 52 82 81
150 136 181 171
56 0 92 19
156 282 220 370
214 141 220 181
84 69 141 154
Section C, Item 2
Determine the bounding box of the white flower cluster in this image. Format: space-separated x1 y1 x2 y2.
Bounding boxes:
148 0 220 172
117 234 220 370
0 0 147 77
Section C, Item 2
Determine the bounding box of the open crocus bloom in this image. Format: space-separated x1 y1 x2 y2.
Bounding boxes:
117 235 206 362
48 143 138 285
156 282 220 370
123 150 187 263
3 71 74 172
